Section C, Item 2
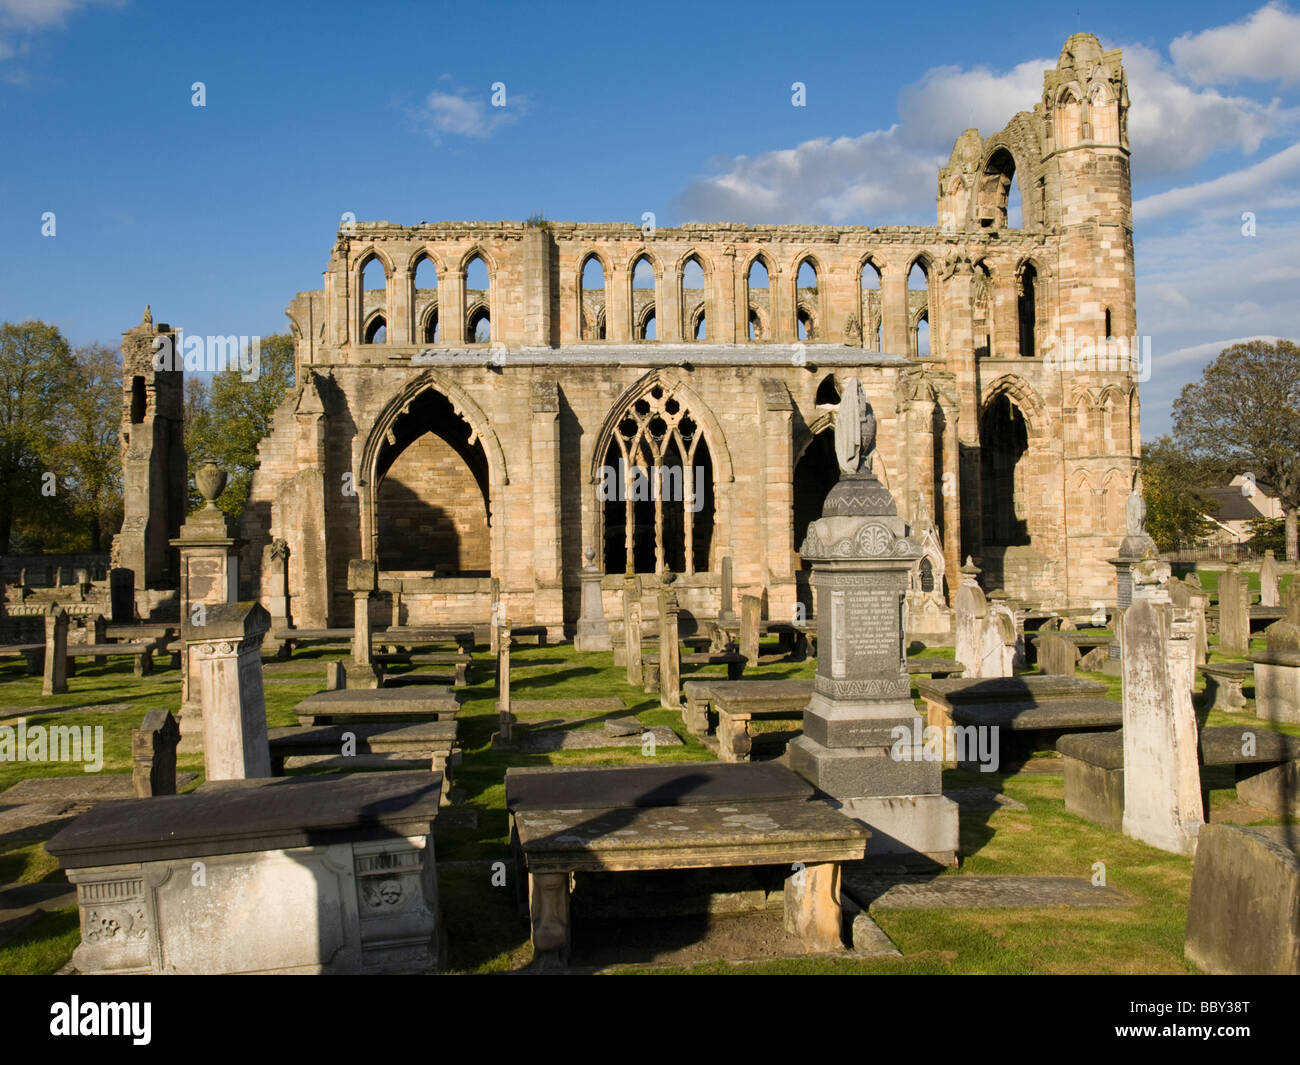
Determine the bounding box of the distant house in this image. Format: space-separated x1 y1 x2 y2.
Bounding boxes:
1201 475 1284 545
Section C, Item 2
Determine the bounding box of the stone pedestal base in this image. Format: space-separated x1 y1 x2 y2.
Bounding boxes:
574 621 612 653
830 794 959 866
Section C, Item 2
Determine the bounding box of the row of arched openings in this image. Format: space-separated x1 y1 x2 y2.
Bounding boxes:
360 253 492 346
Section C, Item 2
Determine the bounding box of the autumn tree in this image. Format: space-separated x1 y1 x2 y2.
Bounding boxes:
1139 436 1214 551
1172 339 1300 560
185 334 295 515
0 321 76 553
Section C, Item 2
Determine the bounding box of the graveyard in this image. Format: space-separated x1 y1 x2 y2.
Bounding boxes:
2 462 1298 974
2 21 1298 985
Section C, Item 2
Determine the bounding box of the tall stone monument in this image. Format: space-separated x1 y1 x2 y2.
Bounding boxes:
1106 474 1158 671
1121 558 1202 856
183 601 272 780
574 548 612 652
1259 550 1281 608
1217 565 1250 657
172 463 243 737
787 378 958 864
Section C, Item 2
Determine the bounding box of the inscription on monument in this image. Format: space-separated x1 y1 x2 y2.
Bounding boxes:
829 589 903 679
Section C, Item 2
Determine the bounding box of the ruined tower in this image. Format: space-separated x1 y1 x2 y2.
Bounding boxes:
115 307 186 615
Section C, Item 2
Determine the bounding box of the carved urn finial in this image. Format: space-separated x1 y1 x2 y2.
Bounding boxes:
195 463 227 508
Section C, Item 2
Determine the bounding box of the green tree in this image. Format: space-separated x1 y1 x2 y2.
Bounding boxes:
0 321 76 553
1172 339 1300 560
56 343 124 551
1140 436 1213 551
185 334 295 516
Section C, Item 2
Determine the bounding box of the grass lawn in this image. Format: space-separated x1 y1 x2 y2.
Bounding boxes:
0 624 1294 974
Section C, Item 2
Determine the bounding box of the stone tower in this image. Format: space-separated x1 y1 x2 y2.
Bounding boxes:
115 307 186 612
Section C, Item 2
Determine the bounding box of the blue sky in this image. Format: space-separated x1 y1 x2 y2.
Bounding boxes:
1 0 1296 438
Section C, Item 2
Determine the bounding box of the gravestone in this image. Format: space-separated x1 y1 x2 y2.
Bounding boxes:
787 379 957 864
953 558 987 678
1106 476 1159 669
739 594 761 664
574 548 612 652
183 601 272 780
262 538 292 658
982 603 1017 678
132 709 180 797
1249 620 1300 725
718 557 737 627
1284 579 1300 627
1120 559 1202 856
1037 631 1078 676
1170 579 1208 666
1217 566 1250 656
658 575 682 710
1259 550 1281 608
623 578 643 686
346 558 381 689
42 603 69 696
497 619 513 742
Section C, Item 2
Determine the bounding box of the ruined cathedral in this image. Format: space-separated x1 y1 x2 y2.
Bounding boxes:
116 34 1139 634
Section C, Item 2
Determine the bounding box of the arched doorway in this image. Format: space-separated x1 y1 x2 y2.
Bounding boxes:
374 389 491 576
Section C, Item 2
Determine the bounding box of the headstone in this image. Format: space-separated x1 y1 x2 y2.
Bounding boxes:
183 601 273 781
132 709 180 797
262 538 291 658
1217 566 1250 656
1169 580 1209 666
1121 559 1202 856
718 557 737 626
1284 579 1300 627
1259 550 1281 608
739 594 761 664
497 619 513 742
42 603 69 696
982 603 1017 678
347 558 381 689
658 575 681 710
574 547 612 652
953 558 987 678
324 660 344 691
623 578 642 686
1037 631 1078 676
1249 621 1300 726
787 378 957 864
1186 572 1202 588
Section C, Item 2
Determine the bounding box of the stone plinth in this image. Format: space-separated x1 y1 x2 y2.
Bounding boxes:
47 771 445 974
574 549 612 652
787 468 957 865
183 602 273 781
347 558 381 689
171 477 244 736
42 603 68 696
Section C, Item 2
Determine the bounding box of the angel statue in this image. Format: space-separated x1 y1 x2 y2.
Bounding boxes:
833 376 876 477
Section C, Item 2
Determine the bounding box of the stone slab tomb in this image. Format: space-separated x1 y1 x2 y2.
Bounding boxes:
47 770 445 974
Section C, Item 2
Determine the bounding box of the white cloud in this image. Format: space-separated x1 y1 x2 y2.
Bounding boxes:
1135 142 1300 221
0 0 122 67
895 58 1048 147
408 84 525 144
1170 2 1300 86
676 128 942 224
1122 43 1296 178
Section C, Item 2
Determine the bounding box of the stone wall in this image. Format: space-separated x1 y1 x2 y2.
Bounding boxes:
228 33 1136 630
